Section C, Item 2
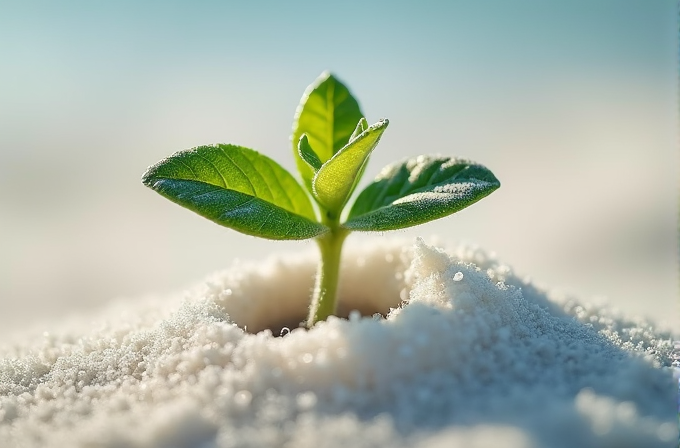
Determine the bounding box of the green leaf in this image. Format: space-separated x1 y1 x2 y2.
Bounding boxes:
142 144 328 240
349 117 368 142
313 118 389 213
298 134 323 171
292 71 364 193
343 155 500 231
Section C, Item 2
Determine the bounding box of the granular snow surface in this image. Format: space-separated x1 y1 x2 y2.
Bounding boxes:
0 238 677 448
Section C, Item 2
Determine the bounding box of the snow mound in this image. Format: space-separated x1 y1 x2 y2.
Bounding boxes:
0 238 677 448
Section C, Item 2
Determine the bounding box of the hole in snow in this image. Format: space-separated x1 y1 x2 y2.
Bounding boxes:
239 299 396 337
211 244 409 336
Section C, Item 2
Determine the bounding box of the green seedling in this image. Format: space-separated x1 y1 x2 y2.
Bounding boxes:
142 72 500 328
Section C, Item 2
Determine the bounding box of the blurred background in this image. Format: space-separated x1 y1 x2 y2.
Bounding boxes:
0 0 677 336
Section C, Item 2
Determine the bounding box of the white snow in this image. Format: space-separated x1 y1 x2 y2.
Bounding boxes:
0 238 677 448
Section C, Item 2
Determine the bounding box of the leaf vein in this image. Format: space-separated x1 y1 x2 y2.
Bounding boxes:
256 210 275 233
241 151 276 202
333 89 349 106
174 158 199 178
195 152 228 188
326 80 335 154
218 146 256 195
303 107 326 121
188 186 224 201
220 197 255 219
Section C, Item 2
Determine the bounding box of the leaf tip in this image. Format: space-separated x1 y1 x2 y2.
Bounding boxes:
298 134 323 171
375 118 389 129
141 165 157 187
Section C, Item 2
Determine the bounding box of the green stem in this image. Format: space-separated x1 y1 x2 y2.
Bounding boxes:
307 225 348 327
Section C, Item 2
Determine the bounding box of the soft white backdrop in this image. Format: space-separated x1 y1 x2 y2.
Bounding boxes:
0 0 677 335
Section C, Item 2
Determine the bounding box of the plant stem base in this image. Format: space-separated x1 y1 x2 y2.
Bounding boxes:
307 228 347 327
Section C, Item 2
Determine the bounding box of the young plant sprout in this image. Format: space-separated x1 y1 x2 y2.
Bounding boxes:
142 72 500 328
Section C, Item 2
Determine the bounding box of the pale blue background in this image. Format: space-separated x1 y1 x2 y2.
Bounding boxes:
0 0 677 334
